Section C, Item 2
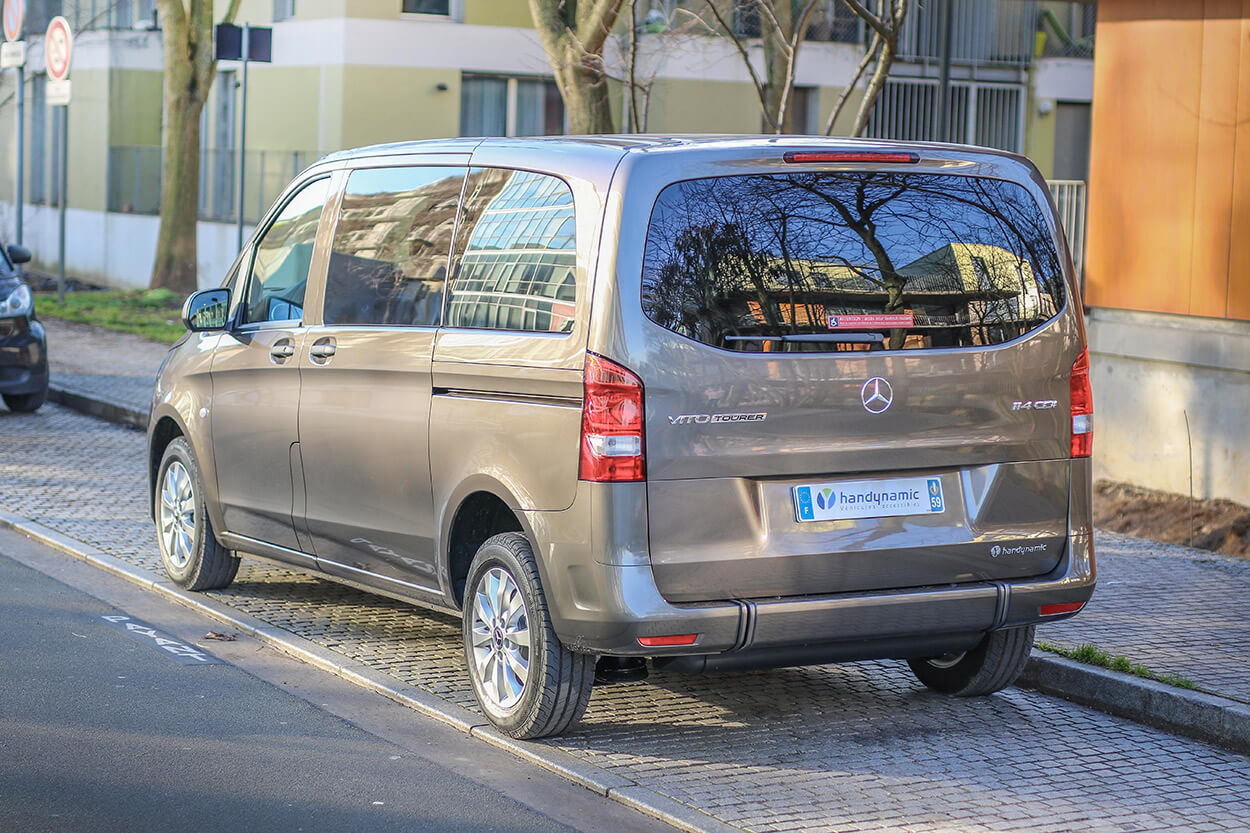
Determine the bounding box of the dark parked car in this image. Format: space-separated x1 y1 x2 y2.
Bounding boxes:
0 243 48 413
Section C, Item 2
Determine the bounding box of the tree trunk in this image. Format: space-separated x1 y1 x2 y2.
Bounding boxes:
555 53 617 134
150 87 206 293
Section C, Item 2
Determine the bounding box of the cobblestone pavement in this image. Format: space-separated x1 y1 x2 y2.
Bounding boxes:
3 403 1249 832
42 318 166 410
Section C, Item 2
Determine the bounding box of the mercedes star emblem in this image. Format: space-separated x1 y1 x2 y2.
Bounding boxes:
860 377 893 414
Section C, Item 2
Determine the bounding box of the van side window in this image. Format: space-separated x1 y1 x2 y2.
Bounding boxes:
446 168 577 333
240 178 330 325
324 166 466 327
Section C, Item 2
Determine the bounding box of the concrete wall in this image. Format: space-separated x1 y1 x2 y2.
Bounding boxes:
1089 308 1250 505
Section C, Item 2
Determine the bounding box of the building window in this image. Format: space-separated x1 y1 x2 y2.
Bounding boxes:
402 0 450 14
460 75 565 137
273 0 295 22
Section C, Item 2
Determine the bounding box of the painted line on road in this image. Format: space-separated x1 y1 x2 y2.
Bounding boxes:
98 614 223 665
0 507 737 833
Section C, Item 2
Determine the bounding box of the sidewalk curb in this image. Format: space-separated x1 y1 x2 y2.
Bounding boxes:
48 382 148 430
1019 652 1250 754
0 508 739 833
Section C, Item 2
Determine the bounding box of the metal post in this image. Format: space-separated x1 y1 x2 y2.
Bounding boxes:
235 24 248 251
15 64 24 253
57 104 68 301
935 0 955 143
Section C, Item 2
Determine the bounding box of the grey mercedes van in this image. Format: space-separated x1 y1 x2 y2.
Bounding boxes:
149 136 1095 738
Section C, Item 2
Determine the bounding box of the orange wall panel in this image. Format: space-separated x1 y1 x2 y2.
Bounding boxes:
1228 6 1250 319
1085 0 1250 321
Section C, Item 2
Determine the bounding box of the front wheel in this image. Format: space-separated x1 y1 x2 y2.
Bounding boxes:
155 438 240 591
463 532 594 739
908 625 1035 697
3 388 46 412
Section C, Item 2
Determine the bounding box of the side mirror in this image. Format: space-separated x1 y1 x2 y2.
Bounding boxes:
182 288 231 332
7 244 31 265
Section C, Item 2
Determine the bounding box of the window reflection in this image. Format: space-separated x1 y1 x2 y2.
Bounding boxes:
447 169 577 333
326 166 466 327
243 178 329 324
641 172 1064 352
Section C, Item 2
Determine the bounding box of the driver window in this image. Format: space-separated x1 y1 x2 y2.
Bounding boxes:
241 178 330 325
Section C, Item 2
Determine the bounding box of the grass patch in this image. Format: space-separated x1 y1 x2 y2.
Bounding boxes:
1037 640 1197 690
34 289 187 344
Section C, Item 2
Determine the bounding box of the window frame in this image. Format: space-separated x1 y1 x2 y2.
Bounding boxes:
233 174 334 331
442 166 580 337
459 74 566 138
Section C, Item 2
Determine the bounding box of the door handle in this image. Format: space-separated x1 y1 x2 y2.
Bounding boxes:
270 342 296 360
309 338 337 364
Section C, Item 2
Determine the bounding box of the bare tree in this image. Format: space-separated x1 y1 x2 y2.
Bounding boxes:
822 0 909 136
701 0 823 133
149 0 243 293
529 0 629 134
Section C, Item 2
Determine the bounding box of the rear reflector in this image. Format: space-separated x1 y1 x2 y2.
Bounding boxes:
1040 601 1086 616
579 353 646 482
637 634 699 647
783 151 920 165
1070 348 1093 458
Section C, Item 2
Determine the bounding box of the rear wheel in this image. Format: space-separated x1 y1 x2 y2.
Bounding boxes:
3 389 46 412
908 625 1035 697
155 438 240 591
463 532 594 739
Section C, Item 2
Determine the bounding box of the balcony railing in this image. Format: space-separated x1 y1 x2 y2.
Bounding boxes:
1047 179 1087 298
897 0 1040 68
24 0 158 33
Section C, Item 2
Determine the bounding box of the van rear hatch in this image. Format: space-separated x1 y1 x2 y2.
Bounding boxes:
635 164 1080 603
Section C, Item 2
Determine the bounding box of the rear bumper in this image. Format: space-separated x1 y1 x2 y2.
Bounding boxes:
526 459 1095 660
0 319 49 395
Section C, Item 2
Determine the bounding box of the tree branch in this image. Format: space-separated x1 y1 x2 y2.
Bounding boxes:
702 0 774 131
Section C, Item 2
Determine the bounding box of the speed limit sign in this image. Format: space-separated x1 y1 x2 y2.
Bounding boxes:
44 14 71 81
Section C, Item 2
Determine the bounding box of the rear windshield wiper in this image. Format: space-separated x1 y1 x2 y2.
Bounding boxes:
724 333 885 345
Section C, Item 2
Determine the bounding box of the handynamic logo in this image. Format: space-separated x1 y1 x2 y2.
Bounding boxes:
816 487 836 510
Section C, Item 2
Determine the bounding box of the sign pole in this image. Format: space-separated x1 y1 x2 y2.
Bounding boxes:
44 15 73 300
15 62 23 250
235 24 249 252
57 104 67 300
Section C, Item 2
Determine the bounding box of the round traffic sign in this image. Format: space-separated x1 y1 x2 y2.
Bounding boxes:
2 0 23 43
44 15 71 81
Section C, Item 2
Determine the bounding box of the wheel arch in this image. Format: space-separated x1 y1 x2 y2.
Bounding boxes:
440 476 543 610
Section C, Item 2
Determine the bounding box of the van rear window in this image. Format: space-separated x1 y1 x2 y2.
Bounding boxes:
640 172 1065 352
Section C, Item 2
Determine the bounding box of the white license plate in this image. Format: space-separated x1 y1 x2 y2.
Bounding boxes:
793 476 945 522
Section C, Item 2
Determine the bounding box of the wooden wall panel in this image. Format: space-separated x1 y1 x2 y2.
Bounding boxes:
1085 0 1204 315
1086 0 1250 321
1188 0 1241 318
1227 5 1250 320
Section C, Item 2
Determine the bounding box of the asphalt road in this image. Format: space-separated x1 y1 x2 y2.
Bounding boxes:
0 530 675 833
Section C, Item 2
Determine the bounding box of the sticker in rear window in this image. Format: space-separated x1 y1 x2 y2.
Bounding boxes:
794 477 945 522
827 313 915 330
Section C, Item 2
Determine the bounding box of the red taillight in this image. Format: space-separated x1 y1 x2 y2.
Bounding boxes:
579 353 645 483
637 634 699 647
1070 348 1093 458
1040 601 1086 617
782 151 920 164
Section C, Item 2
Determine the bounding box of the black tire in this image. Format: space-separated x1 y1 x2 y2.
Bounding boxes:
154 437 239 591
908 625 1035 697
3 388 46 412
462 532 594 739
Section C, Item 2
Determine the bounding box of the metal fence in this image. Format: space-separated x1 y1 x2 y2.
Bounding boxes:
897 0 1039 68
1047 179 1087 297
107 145 320 225
24 0 158 33
867 78 1025 153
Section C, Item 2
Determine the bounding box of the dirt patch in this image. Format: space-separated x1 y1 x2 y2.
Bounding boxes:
1094 480 1250 558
